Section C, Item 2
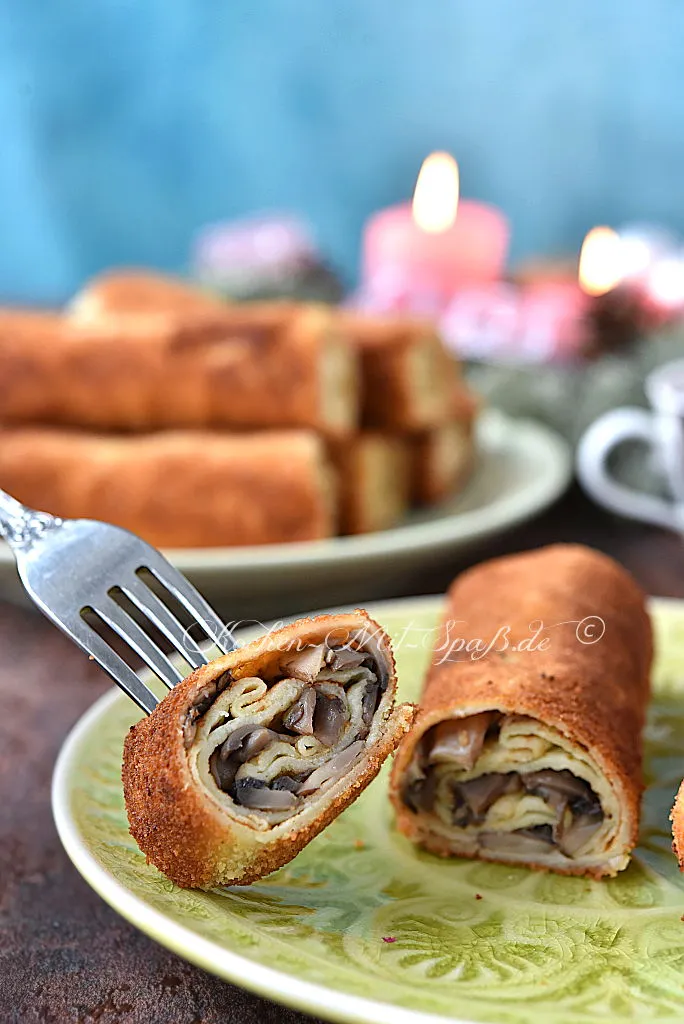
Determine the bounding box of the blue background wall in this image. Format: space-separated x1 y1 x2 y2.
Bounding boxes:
0 0 683 302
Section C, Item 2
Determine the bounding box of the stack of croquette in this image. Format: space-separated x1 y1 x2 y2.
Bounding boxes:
0 271 478 548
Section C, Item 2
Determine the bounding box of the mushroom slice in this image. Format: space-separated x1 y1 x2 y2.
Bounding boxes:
210 725 278 792
298 741 366 796
456 772 521 818
313 691 348 746
522 769 594 805
209 748 239 792
427 713 497 770
480 825 555 857
558 809 604 856
515 824 555 844
283 687 317 735
327 647 367 671
452 791 471 827
361 681 380 728
271 775 303 793
219 724 277 761
351 628 390 690
234 777 298 811
282 645 327 682
403 771 438 814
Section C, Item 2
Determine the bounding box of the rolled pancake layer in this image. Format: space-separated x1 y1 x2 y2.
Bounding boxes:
0 303 358 437
123 611 415 887
410 385 478 505
0 427 335 548
390 545 652 878
410 420 474 505
329 433 410 534
338 314 458 430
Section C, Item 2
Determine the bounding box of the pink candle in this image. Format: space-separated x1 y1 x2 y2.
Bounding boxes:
362 153 509 296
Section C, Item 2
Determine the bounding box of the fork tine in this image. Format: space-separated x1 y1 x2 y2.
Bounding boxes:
96 600 185 689
117 579 208 670
142 556 237 654
69 618 159 715
0 493 235 714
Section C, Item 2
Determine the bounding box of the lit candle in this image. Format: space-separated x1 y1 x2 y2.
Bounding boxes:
578 226 624 297
361 152 509 299
578 225 648 353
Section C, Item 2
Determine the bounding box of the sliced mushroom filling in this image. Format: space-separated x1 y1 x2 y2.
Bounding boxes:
194 640 386 822
402 714 605 860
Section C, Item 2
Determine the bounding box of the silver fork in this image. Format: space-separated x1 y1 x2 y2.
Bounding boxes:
0 488 237 714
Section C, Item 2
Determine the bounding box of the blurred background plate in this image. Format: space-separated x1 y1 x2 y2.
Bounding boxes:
0 411 570 619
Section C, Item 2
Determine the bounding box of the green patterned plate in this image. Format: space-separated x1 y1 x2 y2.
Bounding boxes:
52 596 684 1024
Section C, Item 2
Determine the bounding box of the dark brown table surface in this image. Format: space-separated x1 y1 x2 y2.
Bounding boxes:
3 485 684 1024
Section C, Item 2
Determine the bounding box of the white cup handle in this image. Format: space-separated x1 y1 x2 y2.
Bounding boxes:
576 407 682 531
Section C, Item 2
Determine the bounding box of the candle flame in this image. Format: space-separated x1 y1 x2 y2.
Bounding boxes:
578 226 623 296
412 152 460 233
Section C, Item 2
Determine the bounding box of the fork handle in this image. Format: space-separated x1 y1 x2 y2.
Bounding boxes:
0 488 61 549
